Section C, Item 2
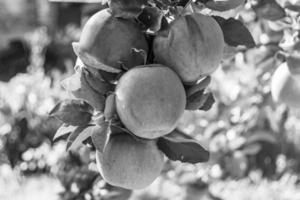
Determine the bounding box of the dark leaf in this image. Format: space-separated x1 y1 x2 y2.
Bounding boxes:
137 6 165 33
82 67 115 95
186 76 211 97
213 16 255 48
205 0 245 11
109 0 147 18
131 48 148 65
242 143 262 155
49 99 93 126
157 136 209 163
53 123 77 141
199 92 215 111
104 93 117 121
178 0 194 6
91 123 110 153
252 0 285 21
245 131 277 145
186 90 205 110
284 1 300 12
66 125 95 151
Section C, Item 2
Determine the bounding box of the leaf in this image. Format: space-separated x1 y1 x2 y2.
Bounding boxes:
186 76 211 97
53 123 77 141
199 93 215 111
66 125 95 151
245 131 277 145
72 42 121 73
49 99 93 126
131 48 148 65
157 136 209 163
62 68 109 112
82 68 115 95
213 16 255 48
104 93 117 121
91 123 110 153
284 1 300 12
186 91 215 111
205 0 245 11
61 72 81 92
252 0 285 21
242 143 262 155
186 90 205 110
108 0 147 18
137 6 165 33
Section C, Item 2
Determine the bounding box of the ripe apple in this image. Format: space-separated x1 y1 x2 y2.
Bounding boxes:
74 8 148 73
96 133 164 189
115 65 186 139
153 13 224 83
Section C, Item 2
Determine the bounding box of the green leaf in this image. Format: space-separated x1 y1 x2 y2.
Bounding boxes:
284 1 300 12
137 6 165 33
186 90 205 110
109 0 147 18
62 67 111 112
49 99 93 126
91 123 110 153
252 0 285 21
186 76 211 97
53 123 77 141
186 91 215 111
157 136 209 163
242 143 262 155
66 125 95 151
104 93 117 121
213 16 255 48
199 93 215 111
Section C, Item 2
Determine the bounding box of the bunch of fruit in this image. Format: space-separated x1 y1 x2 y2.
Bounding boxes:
50 0 254 190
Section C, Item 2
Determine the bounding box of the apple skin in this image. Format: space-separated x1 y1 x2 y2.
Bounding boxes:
115 64 186 139
153 13 224 83
271 62 300 108
96 133 164 190
76 8 148 72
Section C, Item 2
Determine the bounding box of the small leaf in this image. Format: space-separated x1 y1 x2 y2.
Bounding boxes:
213 16 255 48
67 125 95 151
72 42 121 73
131 48 148 65
104 93 117 121
186 76 211 97
53 123 77 141
157 136 209 163
91 123 110 152
205 0 245 11
137 6 165 33
49 99 93 126
63 68 109 112
284 1 300 12
186 90 205 110
109 0 147 18
61 73 81 92
245 131 277 145
242 143 262 155
199 93 215 111
252 0 285 21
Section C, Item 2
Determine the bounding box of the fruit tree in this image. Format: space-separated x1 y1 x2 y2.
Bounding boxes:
49 0 300 194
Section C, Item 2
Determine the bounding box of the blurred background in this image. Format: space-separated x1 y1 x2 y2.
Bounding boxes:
1 0 300 200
